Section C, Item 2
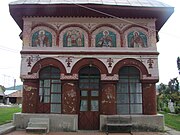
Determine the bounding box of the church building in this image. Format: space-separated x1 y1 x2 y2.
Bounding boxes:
9 0 173 132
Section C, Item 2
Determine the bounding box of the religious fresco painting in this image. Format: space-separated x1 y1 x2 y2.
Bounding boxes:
63 29 84 47
128 31 147 48
96 30 116 47
32 30 52 47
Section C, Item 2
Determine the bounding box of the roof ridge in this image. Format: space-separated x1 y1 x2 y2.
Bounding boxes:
9 0 172 7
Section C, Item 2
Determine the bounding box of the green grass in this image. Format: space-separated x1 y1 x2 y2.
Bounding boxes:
159 112 180 131
0 107 21 125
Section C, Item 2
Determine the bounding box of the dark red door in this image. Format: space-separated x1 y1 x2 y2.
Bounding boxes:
78 66 100 130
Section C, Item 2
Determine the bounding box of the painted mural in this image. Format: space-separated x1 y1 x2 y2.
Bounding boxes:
128 31 147 48
32 30 52 47
63 29 84 47
96 30 116 47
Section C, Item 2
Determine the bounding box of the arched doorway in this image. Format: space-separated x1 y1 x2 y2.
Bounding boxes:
117 66 142 114
78 66 100 130
38 66 62 113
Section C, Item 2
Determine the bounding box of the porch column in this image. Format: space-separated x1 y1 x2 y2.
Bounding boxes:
101 81 117 115
22 79 38 113
62 80 78 114
142 83 157 115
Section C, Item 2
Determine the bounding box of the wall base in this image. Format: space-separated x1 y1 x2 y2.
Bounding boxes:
100 114 164 132
13 113 164 132
13 113 78 132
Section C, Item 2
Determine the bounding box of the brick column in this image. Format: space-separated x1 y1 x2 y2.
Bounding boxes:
22 79 38 113
62 81 78 114
101 82 116 115
142 83 157 115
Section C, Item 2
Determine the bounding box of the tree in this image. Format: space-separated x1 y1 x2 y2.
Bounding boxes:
157 78 180 113
177 57 180 74
0 85 6 92
168 77 179 93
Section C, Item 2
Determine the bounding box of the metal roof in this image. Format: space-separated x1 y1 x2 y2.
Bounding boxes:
10 0 170 7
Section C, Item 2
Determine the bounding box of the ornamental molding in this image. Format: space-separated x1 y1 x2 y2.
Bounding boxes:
60 73 78 80
101 74 118 81
21 73 39 79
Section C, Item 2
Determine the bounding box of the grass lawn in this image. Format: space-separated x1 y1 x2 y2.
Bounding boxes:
159 112 180 131
0 106 21 125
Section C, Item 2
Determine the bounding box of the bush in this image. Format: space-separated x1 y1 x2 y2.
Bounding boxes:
163 107 170 113
174 106 180 114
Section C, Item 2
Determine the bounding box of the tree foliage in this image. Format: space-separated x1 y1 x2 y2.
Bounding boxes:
157 78 180 113
168 77 179 93
0 85 6 92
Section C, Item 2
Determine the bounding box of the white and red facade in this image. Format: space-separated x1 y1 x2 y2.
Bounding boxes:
10 0 173 131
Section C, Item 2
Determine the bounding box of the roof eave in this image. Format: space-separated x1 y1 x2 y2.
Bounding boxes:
9 4 174 31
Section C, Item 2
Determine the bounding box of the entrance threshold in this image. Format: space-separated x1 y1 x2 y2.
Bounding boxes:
78 130 99 133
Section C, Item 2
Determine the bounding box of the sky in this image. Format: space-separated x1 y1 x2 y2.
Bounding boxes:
0 0 179 87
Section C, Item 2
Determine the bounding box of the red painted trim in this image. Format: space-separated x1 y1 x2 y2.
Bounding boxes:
32 23 57 33
121 24 148 33
59 24 89 35
20 50 159 56
71 58 108 74
91 24 120 33
112 58 150 78
30 57 67 74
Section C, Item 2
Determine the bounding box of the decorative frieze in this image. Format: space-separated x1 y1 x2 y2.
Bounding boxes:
107 58 114 68
60 73 78 80
101 74 118 81
65 57 73 67
26 55 41 67
21 73 39 79
147 58 154 68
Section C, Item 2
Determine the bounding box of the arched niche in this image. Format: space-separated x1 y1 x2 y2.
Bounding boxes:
59 26 89 47
123 27 148 48
30 26 56 47
91 26 120 47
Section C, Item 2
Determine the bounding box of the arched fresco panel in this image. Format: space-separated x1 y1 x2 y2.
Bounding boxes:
95 30 116 47
127 31 147 48
63 29 85 47
32 30 52 47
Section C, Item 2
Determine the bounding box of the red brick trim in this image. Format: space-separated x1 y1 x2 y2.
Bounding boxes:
30 57 66 74
112 58 150 77
20 51 159 56
121 24 148 33
71 58 108 74
91 24 120 33
32 23 57 33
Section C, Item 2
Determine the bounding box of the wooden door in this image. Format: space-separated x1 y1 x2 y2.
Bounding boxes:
78 66 100 130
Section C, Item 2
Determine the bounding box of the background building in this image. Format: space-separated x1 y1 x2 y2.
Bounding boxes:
9 0 173 132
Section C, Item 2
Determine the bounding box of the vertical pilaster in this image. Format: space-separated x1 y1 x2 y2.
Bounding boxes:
142 83 157 115
22 79 38 113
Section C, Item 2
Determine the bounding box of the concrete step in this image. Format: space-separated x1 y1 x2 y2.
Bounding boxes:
26 126 47 134
28 122 48 128
26 118 50 133
0 123 16 135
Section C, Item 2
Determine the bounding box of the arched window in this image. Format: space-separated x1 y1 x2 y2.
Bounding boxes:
39 66 61 113
117 66 142 114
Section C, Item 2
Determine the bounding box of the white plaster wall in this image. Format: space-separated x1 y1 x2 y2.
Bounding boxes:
20 53 158 81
